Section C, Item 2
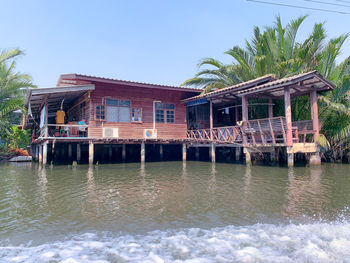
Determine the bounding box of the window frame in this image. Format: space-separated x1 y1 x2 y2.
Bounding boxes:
95 104 106 121
131 107 142 123
102 98 131 123
155 102 176 124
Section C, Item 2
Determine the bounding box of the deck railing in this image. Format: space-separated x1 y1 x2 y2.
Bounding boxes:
187 117 315 145
38 124 89 139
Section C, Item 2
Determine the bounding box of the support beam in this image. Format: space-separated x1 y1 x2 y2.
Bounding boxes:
284 87 293 146
44 96 48 138
242 95 248 122
77 144 81 163
243 147 251 165
210 144 216 163
42 141 48 165
310 90 320 141
235 147 241 162
109 145 113 161
209 100 213 140
268 98 273 118
122 144 126 162
141 142 145 162
287 146 294 167
89 141 94 165
182 143 187 161
159 144 163 161
68 144 72 162
38 144 43 164
195 147 199 161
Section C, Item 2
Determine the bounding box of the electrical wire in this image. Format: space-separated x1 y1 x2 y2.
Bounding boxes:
246 0 350 14
303 0 350 8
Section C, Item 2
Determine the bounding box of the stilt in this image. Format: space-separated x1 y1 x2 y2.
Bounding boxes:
77 144 81 163
122 144 126 162
243 147 251 165
42 141 48 165
159 144 163 161
38 144 42 164
109 145 112 161
68 144 72 162
287 147 294 167
210 144 216 163
141 141 145 162
270 150 276 163
182 143 187 161
235 147 241 162
309 152 321 165
195 147 199 161
89 141 94 165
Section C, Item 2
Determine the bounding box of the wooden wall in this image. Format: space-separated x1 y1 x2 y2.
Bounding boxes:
73 81 198 140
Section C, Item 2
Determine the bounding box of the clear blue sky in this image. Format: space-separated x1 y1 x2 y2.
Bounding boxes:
2 0 349 88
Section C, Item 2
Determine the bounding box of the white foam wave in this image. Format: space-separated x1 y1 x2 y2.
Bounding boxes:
1 223 350 263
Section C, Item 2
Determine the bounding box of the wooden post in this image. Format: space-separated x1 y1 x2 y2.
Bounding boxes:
287 146 294 167
210 144 216 163
42 141 48 165
182 143 187 161
242 95 248 122
159 144 163 161
38 144 43 164
195 147 199 161
122 144 126 162
44 95 48 138
109 145 113 161
284 87 293 146
268 98 273 118
235 106 239 123
235 147 241 161
68 144 72 162
89 141 94 165
141 142 145 162
310 90 320 141
209 100 213 140
243 147 251 165
77 144 81 163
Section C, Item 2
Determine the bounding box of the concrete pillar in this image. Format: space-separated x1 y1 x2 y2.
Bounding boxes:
310 90 320 141
68 144 72 162
182 143 187 161
109 145 113 161
287 146 294 167
159 144 163 161
235 147 241 161
243 147 251 165
122 144 126 162
77 144 81 163
284 87 293 146
210 144 216 163
195 147 199 161
309 152 321 165
89 141 94 165
141 142 145 162
38 144 42 164
42 141 48 165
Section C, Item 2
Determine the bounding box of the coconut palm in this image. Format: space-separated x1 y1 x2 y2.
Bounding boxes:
0 48 34 135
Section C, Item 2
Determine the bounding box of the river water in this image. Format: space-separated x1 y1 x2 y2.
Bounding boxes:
0 162 350 262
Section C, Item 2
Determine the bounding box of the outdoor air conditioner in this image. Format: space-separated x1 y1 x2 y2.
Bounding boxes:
102 127 119 138
144 129 157 139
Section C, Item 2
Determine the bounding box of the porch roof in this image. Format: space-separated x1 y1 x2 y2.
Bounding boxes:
26 84 95 116
182 71 334 104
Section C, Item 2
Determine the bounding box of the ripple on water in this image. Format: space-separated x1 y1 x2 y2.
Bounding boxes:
1 222 350 263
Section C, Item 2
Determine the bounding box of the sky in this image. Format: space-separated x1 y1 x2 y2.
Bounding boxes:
2 0 350 88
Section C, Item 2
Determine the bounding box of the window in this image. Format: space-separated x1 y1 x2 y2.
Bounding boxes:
105 99 130 122
132 108 142 122
166 110 174 123
156 103 175 123
95 105 105 121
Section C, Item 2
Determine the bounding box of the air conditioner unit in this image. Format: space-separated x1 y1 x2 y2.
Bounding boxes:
144 129 157 139
103 127 119 138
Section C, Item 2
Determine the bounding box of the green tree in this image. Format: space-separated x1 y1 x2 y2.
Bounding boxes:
0 48 34 136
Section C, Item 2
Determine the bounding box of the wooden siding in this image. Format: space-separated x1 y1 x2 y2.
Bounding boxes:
66 80 198 140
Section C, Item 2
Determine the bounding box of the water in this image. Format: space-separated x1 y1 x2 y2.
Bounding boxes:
0 162 350 262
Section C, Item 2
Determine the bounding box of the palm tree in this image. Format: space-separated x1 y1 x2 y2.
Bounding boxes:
0 48 34 136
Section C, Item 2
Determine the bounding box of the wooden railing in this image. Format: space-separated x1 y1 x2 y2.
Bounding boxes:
187 117 315 145
38 124 89 138
292 120 315 143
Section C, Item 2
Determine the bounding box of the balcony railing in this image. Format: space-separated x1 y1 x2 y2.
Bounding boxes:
38 124 89 139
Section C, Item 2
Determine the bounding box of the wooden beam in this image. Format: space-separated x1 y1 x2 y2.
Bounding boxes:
210 100 213 140
310 90 320 141
268 98 273 118
242 95 248 122
284 87 293 146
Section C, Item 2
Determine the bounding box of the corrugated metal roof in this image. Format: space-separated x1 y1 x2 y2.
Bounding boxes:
58 73 202 93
